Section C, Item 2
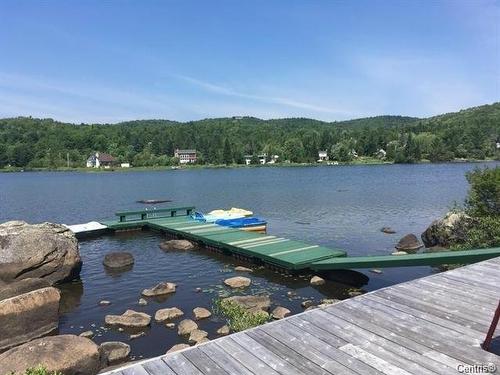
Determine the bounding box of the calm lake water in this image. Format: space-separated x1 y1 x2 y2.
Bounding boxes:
0 162 497 359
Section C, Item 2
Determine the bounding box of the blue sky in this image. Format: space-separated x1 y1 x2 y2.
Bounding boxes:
0 0 498 123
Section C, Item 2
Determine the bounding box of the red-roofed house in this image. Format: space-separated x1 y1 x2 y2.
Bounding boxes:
86 152 117 168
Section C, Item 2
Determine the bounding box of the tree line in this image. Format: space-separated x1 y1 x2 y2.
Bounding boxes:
0 102 498 168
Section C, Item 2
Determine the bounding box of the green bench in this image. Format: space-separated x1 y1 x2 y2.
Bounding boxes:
115 206 195 222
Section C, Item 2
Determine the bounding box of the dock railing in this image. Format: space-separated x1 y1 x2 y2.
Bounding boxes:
115 206 195 222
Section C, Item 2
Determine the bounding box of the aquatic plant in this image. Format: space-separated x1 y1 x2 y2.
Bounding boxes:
213 298 270 332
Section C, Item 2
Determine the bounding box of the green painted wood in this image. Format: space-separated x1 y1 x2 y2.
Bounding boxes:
311 248 500 270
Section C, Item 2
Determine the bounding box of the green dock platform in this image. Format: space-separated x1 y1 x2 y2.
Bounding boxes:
95 206 500 271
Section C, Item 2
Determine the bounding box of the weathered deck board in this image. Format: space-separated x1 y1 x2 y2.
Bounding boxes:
102 257 500 375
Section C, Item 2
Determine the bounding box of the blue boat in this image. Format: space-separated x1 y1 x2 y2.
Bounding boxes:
215 217 267 232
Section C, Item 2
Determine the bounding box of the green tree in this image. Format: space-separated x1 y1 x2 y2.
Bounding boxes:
222 138 233 165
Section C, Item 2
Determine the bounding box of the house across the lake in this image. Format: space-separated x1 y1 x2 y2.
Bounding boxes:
86 152 117 168
174 149 197 164
318 150 328 162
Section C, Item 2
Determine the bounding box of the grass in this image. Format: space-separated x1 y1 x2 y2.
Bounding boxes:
213 298 270 332
8 366 61 375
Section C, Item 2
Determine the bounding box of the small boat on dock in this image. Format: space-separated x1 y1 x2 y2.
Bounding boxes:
215 217 267 232
192 207 253 223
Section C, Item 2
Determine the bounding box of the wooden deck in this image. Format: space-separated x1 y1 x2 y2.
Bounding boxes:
102 257 500 375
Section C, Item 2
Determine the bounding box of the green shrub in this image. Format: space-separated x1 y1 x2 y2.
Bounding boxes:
465 167 500 217
452 215 500 250
213 298 270 332
9 366 61 375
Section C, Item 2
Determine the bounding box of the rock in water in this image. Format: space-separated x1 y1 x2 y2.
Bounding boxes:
395 234 423 251
177 319 198 335
223 295 271 313
142 282 176 296
159 239 195 251
166 343 190 354
0 335 101 375
154 307 184 322
216 325 230 335
310 276 325 285
105 310 151 328
100 341 131 365
224 276 251 288
188 329 208 344
103 252 134 269
193 307 211 320
421 212 472 248
234 266 253 272
0 221 81 284
0 286 60 351
79 331 94 339
381 227 396 234
271 306 291 319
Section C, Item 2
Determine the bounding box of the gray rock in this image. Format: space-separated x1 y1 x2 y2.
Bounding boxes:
271 306 291 319
159 239 194 251
100 341 131 365
165 322 175 329
142 282 176 296
195 337 210 345
193 307 211 320
0 221 81 284
301 300 315 308
0 335 101 375
102 252 134 269
395 234 423 251
155 307 184 322
234 266 253 272
129 332 145 340
0 278 50 301
381 227 396 234
166 343 190 354
79 330 94 339
99 300 111 306
421 212 472 248
177 319 198 335
138 298 147 306
0 286 60 351
223 295 271 313
224 276 251 288
105 310 151 328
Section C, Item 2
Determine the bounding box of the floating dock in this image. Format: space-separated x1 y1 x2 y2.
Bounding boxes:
69 206 500 271
102 256 500 375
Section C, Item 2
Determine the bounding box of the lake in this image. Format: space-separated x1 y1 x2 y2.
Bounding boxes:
0 162 497 360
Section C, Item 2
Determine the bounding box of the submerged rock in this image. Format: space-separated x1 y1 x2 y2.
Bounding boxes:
0 221 81 284
0 286 60 352
216 325 230 336
310 276 325 286
301 300 315 309
223 295 271 313
271 306 291 319
155 307 184 322
395 234 423 251
166 343 190 354
129 332 146 340
100 341 131 365
159 239 195 251
224 276 251 288
193 307 211 320
0 335 101 375
381 227 396 234
165 322 175 329
138 298 147 306
103 252 134 269
99 300 111 306
105 310 151 328
79 330 94 339
142 282 176 297
177 319 198 336
421 212 472 248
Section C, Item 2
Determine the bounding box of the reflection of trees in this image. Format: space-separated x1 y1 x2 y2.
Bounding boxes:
58 279 84 314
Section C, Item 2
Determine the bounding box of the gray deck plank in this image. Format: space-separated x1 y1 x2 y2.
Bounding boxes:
100 257 500 375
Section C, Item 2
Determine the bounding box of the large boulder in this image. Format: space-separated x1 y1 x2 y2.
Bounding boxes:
102 252 134 269
395 233 423 251
0 221 81 284
177 319 198 336
421 212 473 248
0 277 50 301
159 239 195 251
142 282 176 297
223 295 271 313
224 276 251 288
105 310 151 328
100 341 131 365
0 286 60 352
0 335 101 375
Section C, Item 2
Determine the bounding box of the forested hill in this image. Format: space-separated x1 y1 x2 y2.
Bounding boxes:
0 102 498 168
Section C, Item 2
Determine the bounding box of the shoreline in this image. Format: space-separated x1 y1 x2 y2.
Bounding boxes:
0 158 497 174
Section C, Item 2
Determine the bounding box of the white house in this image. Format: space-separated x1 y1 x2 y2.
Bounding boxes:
318 150 328 162
258 154 267 165
174 149 197 164
268 155 279 164
244 155 253 165
376 149 387 159
86 152 117 168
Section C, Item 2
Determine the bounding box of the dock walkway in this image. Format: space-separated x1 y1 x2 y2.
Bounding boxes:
103 256 500 375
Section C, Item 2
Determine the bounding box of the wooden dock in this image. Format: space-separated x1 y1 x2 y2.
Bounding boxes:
101 256 500 375
97 207 500 271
